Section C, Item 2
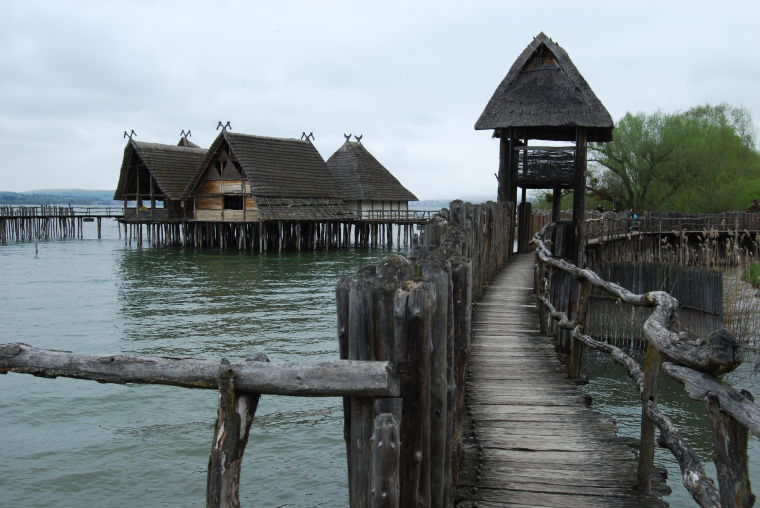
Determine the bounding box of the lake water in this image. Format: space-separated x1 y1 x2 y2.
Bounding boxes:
1 218 758 507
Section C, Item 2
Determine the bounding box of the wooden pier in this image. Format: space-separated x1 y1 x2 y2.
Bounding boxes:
456 254 665 507
0 206 123 242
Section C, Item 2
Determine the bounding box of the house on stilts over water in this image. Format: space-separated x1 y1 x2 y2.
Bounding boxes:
326 135 418 221
114 127 424 250
114 134 207 224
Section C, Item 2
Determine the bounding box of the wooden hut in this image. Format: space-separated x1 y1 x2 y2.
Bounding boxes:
475 32 613 261
325 138 418 221
114 138 207 222
183 130 353 222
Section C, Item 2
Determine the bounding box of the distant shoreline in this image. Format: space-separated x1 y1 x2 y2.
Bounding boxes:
0 189 118 206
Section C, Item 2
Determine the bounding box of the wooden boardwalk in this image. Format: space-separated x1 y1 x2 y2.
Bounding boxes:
456 254 665 507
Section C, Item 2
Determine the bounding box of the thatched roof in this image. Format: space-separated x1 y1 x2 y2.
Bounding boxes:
114 140 206 200
325 140 418 202
186 131 341 199
185 131 354 221
256 197 355 221
475 32 613 142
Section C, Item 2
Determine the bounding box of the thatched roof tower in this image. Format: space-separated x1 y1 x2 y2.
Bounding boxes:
476 33 613 263
325 140 418 202
475 32 613 142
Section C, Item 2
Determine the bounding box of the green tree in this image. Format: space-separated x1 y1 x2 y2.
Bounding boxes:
588 104 760 212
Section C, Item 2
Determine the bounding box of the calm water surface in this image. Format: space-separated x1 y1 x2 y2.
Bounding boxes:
1 219 758 507
0 220 403 507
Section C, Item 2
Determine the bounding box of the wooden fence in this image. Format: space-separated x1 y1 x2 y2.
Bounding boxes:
0 199 513 507
534 222 759 507
585 262 724 348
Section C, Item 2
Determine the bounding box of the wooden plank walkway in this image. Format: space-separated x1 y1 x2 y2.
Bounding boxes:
456 253 665 507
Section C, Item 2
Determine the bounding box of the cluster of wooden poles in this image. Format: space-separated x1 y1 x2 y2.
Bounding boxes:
1 215 84 242
0 206 117 243
122 220 420 251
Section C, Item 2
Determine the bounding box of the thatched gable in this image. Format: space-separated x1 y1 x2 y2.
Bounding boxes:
325 141 418 202
114 140 206 200
185 131 353 221
475 32 613 142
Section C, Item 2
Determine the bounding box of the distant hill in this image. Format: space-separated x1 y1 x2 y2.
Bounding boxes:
0 189 117 205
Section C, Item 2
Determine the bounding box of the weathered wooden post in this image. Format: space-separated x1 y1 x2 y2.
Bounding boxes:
447 256 472 505
419 257 451 508
705 392 755 507
398 282 434 507
567 278 591 379
369 413 401 508
207 354 268 508
637 342 662 493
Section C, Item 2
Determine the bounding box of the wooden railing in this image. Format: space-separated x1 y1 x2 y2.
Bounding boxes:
0 199 514 507
353 209 437 223
533 222 759 507
0 205 124 218
528 210 760 245
0 344 395 507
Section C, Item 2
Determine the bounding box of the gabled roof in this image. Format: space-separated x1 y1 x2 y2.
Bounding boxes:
325 141 417 201
114 140 206 200
186 131 341 199
475 32 613 142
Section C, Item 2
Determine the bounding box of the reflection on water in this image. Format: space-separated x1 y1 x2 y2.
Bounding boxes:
0 222 406 507
115 248 376 361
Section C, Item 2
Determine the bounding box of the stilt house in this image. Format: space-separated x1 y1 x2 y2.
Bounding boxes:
114 137 207 221
325 138 417 220
183 130 353 222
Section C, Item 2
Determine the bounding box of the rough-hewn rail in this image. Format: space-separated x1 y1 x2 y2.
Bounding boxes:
534 222 759 507
0 343 397 397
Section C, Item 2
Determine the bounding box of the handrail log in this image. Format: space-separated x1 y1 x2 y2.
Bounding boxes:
664 363 760 438
534 228 742 375
0 343 398 397
536 293 721 506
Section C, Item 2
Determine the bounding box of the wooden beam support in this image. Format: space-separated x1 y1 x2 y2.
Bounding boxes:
497 130 510 203
572 127 587 267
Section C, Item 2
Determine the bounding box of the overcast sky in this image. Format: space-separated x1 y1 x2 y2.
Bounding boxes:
2 1 758 199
